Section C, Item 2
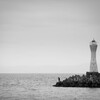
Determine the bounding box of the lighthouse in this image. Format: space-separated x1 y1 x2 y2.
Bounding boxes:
90 39 98 72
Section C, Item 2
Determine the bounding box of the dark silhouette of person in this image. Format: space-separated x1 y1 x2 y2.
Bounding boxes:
58 77 61 82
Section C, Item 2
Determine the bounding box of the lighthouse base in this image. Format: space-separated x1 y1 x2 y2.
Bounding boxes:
86 72 100 78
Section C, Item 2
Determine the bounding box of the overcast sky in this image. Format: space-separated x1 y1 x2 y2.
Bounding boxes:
0 0 100 73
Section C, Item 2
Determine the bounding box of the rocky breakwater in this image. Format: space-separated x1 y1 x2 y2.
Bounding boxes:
53 72 100 88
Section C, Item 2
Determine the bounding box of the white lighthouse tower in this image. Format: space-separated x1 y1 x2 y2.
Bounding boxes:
90 39 98 72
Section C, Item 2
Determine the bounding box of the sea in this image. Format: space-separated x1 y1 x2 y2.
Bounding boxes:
0 73 100 100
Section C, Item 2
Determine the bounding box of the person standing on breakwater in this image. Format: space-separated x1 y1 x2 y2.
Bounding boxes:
58 77 61 82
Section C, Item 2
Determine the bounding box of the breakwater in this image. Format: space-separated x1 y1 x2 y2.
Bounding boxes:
53 72 100 87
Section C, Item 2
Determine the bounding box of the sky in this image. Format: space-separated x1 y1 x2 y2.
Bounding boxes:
0 0 100 73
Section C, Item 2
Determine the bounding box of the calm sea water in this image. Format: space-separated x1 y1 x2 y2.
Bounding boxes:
0 73 100 100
